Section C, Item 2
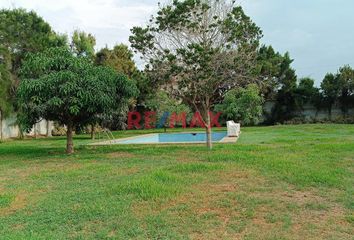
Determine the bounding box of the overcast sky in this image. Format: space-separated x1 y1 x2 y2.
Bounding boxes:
1 0 353 85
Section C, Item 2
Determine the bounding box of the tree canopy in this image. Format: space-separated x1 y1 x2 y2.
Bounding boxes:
216 84 263 126
71 30 96 58
0 46 13 117
145 90 192 127
0 8 67 121
0 8 66 74
0 46 13 140
17 47 137 153
296 77 320 107
321 73 341 118
96 44 137 78
256 45 297 100
130 0 262 149
337 65 354 115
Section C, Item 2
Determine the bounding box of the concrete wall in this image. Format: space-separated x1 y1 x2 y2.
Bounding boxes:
263 101 354 121
0 114 19 139
0 113 53 140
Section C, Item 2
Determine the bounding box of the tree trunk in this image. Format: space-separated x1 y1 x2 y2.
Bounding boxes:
205 113 212 150
66 122 74 154
18 123 24 139
46 121 52 137
35 123 38 139
90 123 95 140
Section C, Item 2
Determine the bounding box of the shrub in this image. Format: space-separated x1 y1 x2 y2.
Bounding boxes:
216 84 264 126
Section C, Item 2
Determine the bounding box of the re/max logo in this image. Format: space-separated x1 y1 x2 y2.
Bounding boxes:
128 111 222 129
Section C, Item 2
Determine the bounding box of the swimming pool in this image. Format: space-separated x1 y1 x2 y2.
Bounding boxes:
107 132 229 144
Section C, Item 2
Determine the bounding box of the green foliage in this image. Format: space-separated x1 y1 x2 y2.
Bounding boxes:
296 77 321 108
256 46 322 124
133 70 156 105
256 47 354 123
0 8 67 73
321 73 341 102
321 73 341 117
71 30 96 58
95 44 140 129
0 8 67 119
215 84 263 126
256 46 299 100
258 45 353 123
96 44 137 78
145 91 192 124
268 51 300 123
256 45 286 99
17 47 137 151
18 47 137 127
0 46 13 117
130 0 262 115
337 65 354 115
130 0 262 148
319 65 354 118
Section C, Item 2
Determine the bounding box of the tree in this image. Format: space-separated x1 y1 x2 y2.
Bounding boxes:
321 73 341 119
96 44 137 78
95 44 139 132
17 47 137 154
255 45 312 123
296 77 320 109
70 30 97 138
256 45 286 100
0 46 13 140
337 65 354 116
269 52 300 123
130 0 262 149
133 70 156 105
71 30 96 58
0 8 66 77
215 84 263 126
0 8 67 134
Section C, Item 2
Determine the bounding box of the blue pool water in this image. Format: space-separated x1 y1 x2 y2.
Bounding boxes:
115 132 227 144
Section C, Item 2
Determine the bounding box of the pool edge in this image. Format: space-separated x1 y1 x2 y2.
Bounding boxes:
89 131 239 146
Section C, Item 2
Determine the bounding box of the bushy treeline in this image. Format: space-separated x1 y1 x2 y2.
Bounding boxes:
0 9 139 130
1 7 353 135
0 8 139 152
184 45 354 126
255 46 354 124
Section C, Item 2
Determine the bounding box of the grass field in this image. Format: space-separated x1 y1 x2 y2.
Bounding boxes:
0 124 353 239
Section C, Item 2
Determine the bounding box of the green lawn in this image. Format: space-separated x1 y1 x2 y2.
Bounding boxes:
0 124 353 239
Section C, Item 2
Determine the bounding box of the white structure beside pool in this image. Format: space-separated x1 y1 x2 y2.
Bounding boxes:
227 121 241 137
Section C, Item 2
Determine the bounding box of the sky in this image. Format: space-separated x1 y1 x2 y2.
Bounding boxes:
0 0 353 85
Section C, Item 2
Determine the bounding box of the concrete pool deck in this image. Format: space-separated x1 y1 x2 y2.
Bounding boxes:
90 132 240 146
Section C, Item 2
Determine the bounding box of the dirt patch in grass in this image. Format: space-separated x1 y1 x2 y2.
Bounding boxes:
109 167 139 176
0 191 28 216
174 151 202 162
3 161 85 179
106 151 137 159
14 162 84 177
132 168 353 239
